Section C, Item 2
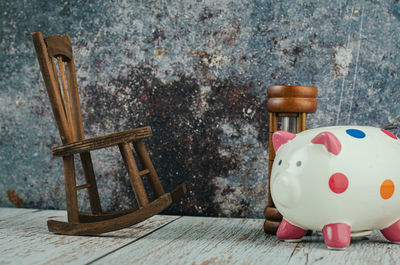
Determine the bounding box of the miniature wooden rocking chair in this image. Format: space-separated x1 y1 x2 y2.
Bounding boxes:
31 31 186 235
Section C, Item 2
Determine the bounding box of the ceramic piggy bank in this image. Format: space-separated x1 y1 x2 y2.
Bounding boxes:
270 126 400 249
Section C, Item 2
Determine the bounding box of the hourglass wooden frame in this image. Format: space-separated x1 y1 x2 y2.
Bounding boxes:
264 85 318 234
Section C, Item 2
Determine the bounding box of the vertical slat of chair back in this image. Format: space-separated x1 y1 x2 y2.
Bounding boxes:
64 34 85 141
32 31 85 144
32 31 72 144
57 56 75 140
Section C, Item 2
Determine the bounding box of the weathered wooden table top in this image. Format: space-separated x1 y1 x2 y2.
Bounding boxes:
1 208 399 265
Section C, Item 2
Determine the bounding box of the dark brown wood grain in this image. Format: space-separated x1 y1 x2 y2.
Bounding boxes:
134 141 165 198
32 30 186 236
47 194 173 235
51 127 152 157
32 31 72 144
79 152 102 214
78 208 138 223
62 155 79 224
267 85 317 98
299 113 307 131
47 184 186 235
267 98 317 113
119 142 150 208
267 85 317 113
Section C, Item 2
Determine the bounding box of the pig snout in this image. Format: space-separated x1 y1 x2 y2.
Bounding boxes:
273 175 301 208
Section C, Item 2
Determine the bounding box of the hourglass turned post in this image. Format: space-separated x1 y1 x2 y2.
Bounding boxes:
264 85 318 234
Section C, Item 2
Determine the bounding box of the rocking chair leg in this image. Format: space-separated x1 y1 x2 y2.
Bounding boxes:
80 152 102 214
119 142 149 208
133 140 165 198
62 155 79 223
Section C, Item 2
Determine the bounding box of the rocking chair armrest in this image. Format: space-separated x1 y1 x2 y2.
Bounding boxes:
51 126 152 157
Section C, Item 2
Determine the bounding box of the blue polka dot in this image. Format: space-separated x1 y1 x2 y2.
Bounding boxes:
346 129 366 139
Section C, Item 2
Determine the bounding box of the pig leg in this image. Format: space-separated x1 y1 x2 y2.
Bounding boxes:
322 223 351 249
277 218 307 242
381 219 400 243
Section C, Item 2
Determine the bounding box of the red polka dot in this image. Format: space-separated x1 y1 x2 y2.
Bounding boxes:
329 173 349 194
381 129 398 139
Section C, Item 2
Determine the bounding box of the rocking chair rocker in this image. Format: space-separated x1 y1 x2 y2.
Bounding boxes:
31 31 186 235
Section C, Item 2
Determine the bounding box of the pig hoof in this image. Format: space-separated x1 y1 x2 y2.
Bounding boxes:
327 246 347 250
381 219 400 243
277 218 307 241
322 223 351 249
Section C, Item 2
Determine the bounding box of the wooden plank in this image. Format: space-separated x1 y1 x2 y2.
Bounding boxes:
3 209 400 264
0 208 180 265
286 231 400 265
94 217 400 265
0 207 36 220
93 216 297 265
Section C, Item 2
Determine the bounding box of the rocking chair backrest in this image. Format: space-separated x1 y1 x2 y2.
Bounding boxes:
32 31 84 144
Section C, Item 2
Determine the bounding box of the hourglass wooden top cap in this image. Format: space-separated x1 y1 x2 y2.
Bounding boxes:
267 85 318 113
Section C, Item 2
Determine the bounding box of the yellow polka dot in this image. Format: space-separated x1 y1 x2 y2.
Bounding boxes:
380 179 395 200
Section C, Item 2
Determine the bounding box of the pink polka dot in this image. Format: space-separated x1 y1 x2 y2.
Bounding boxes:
381 129 398 139
329 173 349 194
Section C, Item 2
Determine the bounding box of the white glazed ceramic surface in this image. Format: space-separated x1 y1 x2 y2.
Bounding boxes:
271 126 400 232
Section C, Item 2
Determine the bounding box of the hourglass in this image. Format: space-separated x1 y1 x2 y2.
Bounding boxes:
264 85 318 234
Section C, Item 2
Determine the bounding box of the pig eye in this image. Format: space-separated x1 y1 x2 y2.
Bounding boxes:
278 160 282 166
296 161 302 167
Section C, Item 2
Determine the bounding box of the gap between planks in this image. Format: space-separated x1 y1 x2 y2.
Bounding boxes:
91 216 295 265
85 216 183 265
0 209 182 265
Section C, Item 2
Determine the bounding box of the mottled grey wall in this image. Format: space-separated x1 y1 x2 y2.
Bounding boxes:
1 0 400 218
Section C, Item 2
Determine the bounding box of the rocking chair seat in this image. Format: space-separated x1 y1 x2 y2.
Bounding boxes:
52 126 152 157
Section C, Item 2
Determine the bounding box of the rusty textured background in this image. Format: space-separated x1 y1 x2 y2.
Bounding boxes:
1 0 400 218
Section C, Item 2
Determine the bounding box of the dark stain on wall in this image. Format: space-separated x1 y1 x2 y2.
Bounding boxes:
7 190 23 208
82 66 267 216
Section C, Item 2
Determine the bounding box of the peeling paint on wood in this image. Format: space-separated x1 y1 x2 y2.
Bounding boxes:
286 232 400 265
93 216 298 264
0 208 179 264
92 216 400 265
0 207 35 220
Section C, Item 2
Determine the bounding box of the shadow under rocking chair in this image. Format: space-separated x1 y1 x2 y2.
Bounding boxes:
31 31 186 235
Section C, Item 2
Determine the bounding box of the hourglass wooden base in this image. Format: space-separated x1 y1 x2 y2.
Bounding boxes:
264 207 282 233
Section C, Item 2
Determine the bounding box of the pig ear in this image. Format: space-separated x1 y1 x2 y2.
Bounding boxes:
311 131 341 155
272 131 296 152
